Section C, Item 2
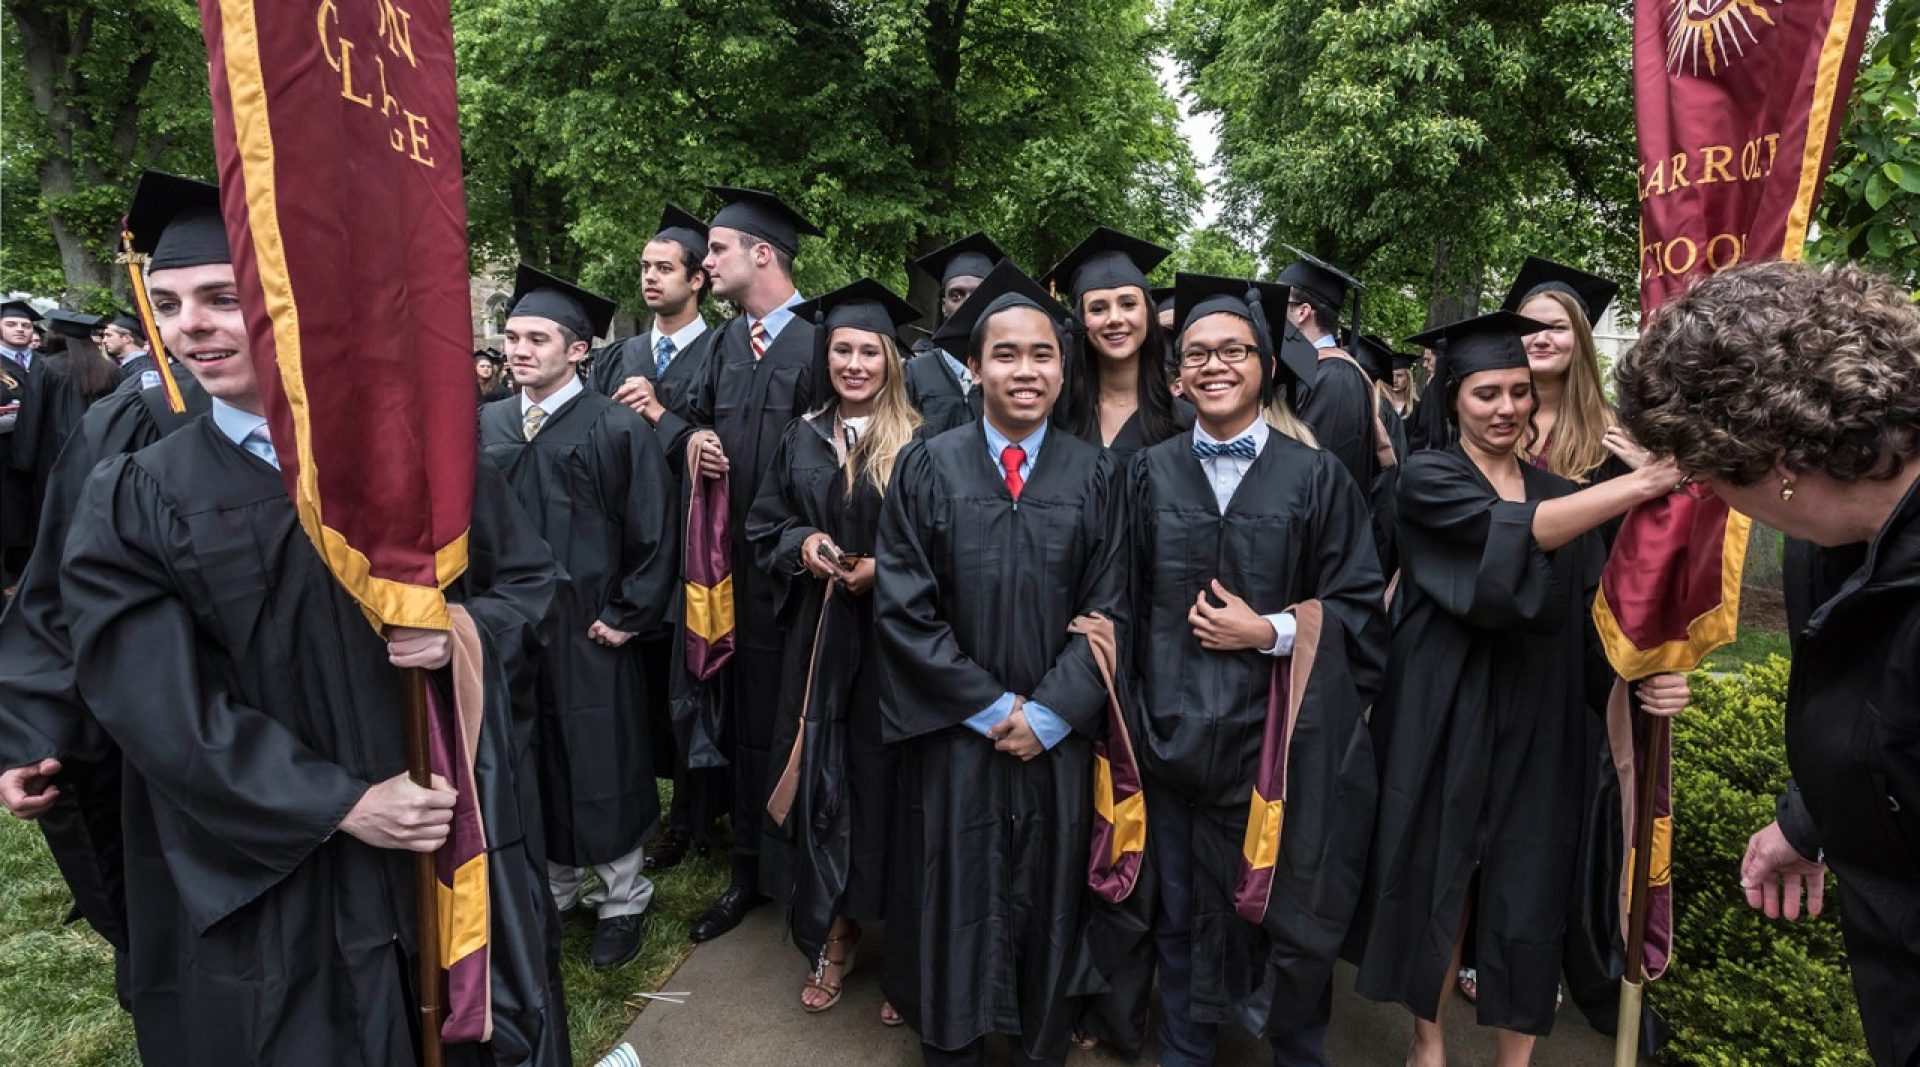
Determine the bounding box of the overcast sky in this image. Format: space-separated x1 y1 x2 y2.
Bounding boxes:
1155 51 1223 228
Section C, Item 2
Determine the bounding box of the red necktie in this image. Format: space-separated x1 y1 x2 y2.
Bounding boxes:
750 320 768 360
1001 444 1026 500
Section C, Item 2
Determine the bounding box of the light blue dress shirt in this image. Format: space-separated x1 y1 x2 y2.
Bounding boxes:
750 289 805 344
1312 333 1337 350
1191 418 1295 657
966 417 1069 749
209 398 279 469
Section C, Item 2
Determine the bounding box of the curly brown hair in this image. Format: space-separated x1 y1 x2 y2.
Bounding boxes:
1615 260 1920 486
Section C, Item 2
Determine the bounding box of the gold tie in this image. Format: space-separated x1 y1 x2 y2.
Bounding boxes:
523 404 547 441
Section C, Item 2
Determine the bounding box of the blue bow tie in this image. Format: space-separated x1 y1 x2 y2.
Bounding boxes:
1193 435 1257 462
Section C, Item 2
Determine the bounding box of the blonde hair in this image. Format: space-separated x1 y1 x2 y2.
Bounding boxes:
1519 288 1616 483
840 332 922 500
1264 388 1320 449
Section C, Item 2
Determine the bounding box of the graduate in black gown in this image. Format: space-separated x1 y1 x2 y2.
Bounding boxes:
54 182 569 1066
1041 227 1191 456
480 266 677 971
602 205 724 872
744 279 922 1022
1352 312 1690 1067
1277 247 1379 493
875 260 1128 1067
903 232 1004 434
679 186 826 942
1128 275 1389 1067
10 309 118 513
0 300 36 586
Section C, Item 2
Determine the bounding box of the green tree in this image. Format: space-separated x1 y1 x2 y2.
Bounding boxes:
1812 0 1920 287
1166 0 1638 333
453 0 1201 326
1 1 214 309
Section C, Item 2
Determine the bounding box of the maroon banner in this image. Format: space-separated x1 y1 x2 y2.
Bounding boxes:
683 449 735 679
201 0 476 632
1069 613 1145 904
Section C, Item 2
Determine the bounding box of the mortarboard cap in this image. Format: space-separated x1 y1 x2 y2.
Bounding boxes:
0 299 42 323
1152 286 1176 315
1276 245 1360 313
793 278 922 340
507 263 617 341
1039 227 1171 304
126 171 230 272
654 204 710 259
1407 311 1551 394
1349 333 1400 384
911 232 1008 288
1501 255 1620 323
43 308 104 341
931 259 1078 353
707 186 823 259
108 310 143 334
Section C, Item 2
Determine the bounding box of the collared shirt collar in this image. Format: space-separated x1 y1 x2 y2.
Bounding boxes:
208 397 269 448
650 315 708 357
1312 333 1338 350
521 372 584 417
938 347 972 389
748 289 805 344
1192 413 1269 454
116 348 149 368
982 416 1046 477
1 347 32 369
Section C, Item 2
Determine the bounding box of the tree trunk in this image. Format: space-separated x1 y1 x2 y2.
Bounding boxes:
1743 519 1784 591
1425 238 1482 329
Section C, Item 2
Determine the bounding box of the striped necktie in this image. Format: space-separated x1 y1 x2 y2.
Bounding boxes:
1192 435 1257 462
523 404 547 441
750 320 768 360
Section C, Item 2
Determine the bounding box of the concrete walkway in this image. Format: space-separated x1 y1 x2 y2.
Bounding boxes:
611 908 1641 1066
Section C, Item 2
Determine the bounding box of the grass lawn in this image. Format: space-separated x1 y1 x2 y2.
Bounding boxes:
0 796 727 1067
1703 627 1792 673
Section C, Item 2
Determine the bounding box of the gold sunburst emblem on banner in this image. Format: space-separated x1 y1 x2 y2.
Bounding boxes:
1666 0 1785 77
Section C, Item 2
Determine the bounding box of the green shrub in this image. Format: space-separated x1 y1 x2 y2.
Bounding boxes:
1652 655 1871 1065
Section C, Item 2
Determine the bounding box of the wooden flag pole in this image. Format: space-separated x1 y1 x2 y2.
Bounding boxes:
405 667 445 1067
1614 698 1669 1067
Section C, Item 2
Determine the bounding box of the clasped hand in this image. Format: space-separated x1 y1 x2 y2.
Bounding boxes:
989 698 1043 761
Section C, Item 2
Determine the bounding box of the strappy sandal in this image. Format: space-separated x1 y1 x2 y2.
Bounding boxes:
1070 1032 1099 1051
1457 967 1479 1004
801 934 858 1014
880 999 905 1028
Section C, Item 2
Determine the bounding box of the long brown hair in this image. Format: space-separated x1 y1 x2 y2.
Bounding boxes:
1519 288 1616 483
836 331 921 500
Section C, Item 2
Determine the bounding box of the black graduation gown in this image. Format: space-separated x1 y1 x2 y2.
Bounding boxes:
1353 446 1612 1035
0 354 34 554
0 378 208 951
743 408 895 955
903 347 979 436
1100 400 1196 458
480 389 677 867
1296 354 1378 493
587 325 715 439
10 353 117 512
1126 431 1389 1036
60 418 567 1067
116 352 157 385
874 423 1128 1059
1773 476 1920 1067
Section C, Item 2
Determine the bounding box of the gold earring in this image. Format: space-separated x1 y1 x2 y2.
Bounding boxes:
1780 478 1795 503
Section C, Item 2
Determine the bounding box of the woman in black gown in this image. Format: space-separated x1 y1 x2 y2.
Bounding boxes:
1353 310 1690 1067
746 279 922 1025
1042 227 1190 456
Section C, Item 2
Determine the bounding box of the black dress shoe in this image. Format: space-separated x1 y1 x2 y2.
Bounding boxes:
591 913 646 971
644 830 690 871
688 885 767 943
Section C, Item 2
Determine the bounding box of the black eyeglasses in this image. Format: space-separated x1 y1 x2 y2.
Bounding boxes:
1179 343 1258 368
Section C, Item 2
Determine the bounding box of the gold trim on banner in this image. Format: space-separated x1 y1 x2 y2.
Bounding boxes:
1782 0 1864 261
1592 509 1752 680
216 0 463 631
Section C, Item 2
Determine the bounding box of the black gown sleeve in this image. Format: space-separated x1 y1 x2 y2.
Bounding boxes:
744 427 820 578
61 456 368 933
594 415 678 635
875 442 1013 740
1027 452 1130 736
1397 451 1563 632
1775 780 1825 861
457 462 560 686
1306 454 1391 707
